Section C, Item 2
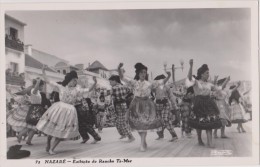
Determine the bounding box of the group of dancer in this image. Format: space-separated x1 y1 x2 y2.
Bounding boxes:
6 59 251 155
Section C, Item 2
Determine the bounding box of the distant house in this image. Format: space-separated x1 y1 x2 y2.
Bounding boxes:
86 60 110 79
25 54 64 93
24 45 69 70
55 62 80 75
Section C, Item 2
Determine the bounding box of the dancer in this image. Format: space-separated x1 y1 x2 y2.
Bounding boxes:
229 81 248 133
108 75 135 141
36 65 97 155
153 74 178 142
75 98 101 144
186 59 221 148
180 86 194 138
7 79 46 145
118 62 171 151
213 77 232 138
7 93 31 142
96 94 108 133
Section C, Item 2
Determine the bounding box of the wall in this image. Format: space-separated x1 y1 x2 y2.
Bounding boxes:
5 48 25 74
5 16 25 42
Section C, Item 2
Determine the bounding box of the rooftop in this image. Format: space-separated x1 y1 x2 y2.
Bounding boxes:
5 14 27 26
86 60 108 71
25 54 56 72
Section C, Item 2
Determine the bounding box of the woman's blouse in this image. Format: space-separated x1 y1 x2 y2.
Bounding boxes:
49 81 90 105
29 89 42 104
126 79 163 97
185 77 218 96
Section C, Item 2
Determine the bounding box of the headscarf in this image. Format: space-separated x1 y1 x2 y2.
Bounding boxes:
134 63 148 81
186 86 194 95
196 64 209 80
229 90 241 105
217 78 227 86
61 70 78 86
109 75 122 84
154 74 166 80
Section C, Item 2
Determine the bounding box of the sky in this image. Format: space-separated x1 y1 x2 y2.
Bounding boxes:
7 8 251 81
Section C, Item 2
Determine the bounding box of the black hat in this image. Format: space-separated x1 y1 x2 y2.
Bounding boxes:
32 78 45 86
217 78 226 86
134 63 148 80
186 86 194 95
197 64 209 80
230 85 236 89
61 70 78 86
154 74 166 80
109 75 122 84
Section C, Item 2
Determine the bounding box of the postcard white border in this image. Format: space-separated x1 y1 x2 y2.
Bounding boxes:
0 1 259 166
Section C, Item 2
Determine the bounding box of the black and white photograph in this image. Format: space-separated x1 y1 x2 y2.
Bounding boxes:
0 1 259 166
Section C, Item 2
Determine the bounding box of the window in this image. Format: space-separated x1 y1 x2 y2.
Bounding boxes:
10 62 18 73
63 70 66 75
10 27 18 40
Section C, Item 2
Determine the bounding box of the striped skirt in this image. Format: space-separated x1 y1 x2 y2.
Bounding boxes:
7 105 35 132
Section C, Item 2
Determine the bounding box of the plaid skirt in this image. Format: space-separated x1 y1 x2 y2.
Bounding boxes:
188 95 222 130
129 97 161 130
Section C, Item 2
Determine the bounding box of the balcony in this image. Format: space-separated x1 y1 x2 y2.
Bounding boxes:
5 34 24 52
6 74 25 86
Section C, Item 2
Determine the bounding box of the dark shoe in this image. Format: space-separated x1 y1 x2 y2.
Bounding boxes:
26 142 33 146
81 139 89 144
169 137 178 142
155 137 163 140
198 141 205 146
127 136 135 142
119 136 126 139
221 135 229 138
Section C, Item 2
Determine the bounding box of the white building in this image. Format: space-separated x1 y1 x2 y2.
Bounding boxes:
24 46 65 93
5 14 26 75
24 45 69 70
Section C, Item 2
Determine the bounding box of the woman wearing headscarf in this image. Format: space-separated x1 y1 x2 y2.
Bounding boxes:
213 77 232 138
186 59 221 148
229 81 248 133
118 62 171 152
36 65 97 155
7 78 46 145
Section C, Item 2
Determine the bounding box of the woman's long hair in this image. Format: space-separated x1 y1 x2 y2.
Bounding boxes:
229 90 241 105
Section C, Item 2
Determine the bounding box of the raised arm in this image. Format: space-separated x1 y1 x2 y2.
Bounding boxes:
118 63 131 84
32 79 41 95
88 76 97 92
42 65 50 84
213 75 219 85
231 81 241 92
163 71 171 85
243 87 251 96
188 59 193 81
221 76 230 90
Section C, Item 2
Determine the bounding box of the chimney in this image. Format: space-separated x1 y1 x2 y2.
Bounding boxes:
24 44 32 56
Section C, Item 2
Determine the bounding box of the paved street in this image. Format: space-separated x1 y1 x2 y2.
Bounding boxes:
7 122 252 159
